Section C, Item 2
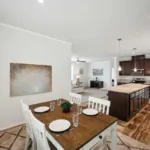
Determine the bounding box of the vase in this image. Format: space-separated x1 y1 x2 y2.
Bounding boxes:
62 107 70 113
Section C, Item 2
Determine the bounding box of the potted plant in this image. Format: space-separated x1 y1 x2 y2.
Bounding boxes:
61 101 72 113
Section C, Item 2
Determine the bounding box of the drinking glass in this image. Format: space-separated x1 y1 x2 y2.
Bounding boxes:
77 104 82 114
50 102 55 111
72 112 79 127
57 99 62 106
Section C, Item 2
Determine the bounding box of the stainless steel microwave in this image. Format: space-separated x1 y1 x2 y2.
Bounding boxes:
131 69 144 76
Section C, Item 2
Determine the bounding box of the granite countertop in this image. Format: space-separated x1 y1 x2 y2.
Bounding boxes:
109 83 150 94
144 82 150 85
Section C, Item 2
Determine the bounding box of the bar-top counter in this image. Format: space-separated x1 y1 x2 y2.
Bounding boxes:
109 83 150 94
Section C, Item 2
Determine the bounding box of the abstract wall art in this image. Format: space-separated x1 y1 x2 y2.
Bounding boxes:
93 69 103 76
10 63 52 97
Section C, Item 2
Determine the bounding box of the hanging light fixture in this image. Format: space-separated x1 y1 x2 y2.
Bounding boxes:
133 48 137 72
118 38 122 71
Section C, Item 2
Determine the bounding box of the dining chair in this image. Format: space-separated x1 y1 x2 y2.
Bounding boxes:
88 97 111 150
21 100 36 150
69 92 82 105
88 97 111 115
29 110 51 150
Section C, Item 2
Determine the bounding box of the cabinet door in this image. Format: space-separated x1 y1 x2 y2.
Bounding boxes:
130 98 134 116
134 97 138 112
144 59 150 76
138 94 142 108
132 55 145 69
119 61 132 75
124 61 132 75
119 62 124 75
145 89 149 103
142 93 145 106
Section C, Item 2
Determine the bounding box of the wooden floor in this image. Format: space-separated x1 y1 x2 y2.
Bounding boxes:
118 101 150 147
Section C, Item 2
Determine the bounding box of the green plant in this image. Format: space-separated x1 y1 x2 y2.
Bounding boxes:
61 101 72 108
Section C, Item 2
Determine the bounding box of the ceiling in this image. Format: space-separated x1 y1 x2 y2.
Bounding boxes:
0 0 150 62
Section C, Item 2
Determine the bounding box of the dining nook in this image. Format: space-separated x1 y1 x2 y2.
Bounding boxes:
21 94 118 150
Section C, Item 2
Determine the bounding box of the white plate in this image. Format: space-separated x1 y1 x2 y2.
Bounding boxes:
34 106 50 113
82 108 98 116
49 119 71 132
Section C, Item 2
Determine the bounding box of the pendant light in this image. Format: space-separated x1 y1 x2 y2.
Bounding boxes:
133 48 137 72
118 38 122 71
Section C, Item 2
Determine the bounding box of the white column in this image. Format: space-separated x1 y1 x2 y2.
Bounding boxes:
114 57 118 86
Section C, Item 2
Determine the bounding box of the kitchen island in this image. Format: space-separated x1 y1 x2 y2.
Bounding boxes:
108 83 150 121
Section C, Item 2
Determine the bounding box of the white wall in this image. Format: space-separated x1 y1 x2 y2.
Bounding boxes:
0 24 72 130
71 62 88 87
87 61 111 88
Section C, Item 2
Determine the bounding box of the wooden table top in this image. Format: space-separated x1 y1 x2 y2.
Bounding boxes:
30 99 118 150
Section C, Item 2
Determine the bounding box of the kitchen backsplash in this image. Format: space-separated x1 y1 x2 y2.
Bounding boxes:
118 76 150 82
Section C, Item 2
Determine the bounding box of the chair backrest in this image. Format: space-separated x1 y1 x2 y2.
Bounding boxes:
88 97 111 115
69 92 82 104
29 110 50 150
21 100 33 138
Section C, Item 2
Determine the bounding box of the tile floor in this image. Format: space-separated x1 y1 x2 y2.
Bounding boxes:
0 125 150 150
0 125 26 150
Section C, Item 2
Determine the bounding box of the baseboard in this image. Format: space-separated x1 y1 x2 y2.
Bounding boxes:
0 121 25 131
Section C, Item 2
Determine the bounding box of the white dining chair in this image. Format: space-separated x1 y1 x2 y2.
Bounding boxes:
88 97 111 115
21 100 36 150
29 110 51 150
88 97 111 150
69 92 82 105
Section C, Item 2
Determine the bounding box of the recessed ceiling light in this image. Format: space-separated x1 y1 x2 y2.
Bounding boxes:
37 0 44 4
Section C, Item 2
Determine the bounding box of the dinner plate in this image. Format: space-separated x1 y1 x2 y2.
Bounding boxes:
49 119 71 132
82 108 98 116
34 106 50 113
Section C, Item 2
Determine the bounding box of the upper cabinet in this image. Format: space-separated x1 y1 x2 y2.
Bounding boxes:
119 55 150 76
131 55 145 69
119 61 132 76
144 59 150 76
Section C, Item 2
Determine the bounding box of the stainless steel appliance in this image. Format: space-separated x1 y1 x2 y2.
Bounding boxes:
131 69 144 76
132 78 146 84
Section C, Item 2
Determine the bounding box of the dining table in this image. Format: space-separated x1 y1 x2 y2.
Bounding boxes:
30 99 118 150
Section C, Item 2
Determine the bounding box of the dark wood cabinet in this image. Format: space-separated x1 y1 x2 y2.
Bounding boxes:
90 81 103 88
132 55 145 69
130 98 134 116
144 59 150 76
119 61 132 76
108 87 150 121
119 54 150 76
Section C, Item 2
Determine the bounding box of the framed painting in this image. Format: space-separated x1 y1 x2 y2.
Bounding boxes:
10 63 52 97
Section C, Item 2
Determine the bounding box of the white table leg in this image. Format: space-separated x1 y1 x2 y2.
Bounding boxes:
111 122 117 150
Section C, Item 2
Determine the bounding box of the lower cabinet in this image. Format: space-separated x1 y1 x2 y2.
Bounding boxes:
130 98 134 116
109 87 150 121
130 88 149 117
90 81 103 88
